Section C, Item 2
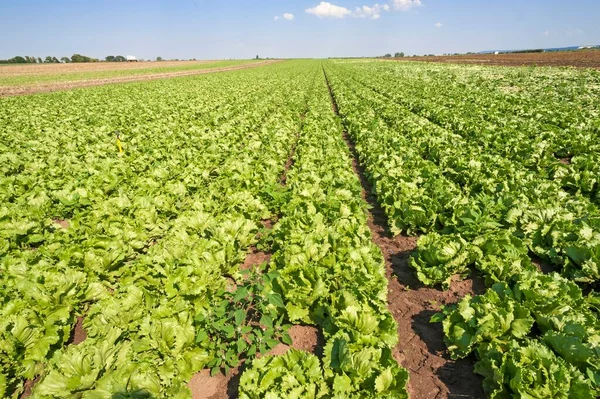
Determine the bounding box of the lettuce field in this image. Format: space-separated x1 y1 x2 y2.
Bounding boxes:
0 59 599 398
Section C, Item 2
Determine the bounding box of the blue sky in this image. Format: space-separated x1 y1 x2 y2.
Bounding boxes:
1 0 599 59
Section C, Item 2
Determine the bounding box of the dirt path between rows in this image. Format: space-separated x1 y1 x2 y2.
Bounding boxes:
0 60 282 97
323 68 486 399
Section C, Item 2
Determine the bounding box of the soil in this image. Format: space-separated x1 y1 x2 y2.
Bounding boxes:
558 157 572 165
66 316 87 345
0 60 281 97
52 219 69 229
187 325 322 399
18 376 41 399
323 68 486 398
394 49 600 69
264 325 324 358
0 60 215 77
240 248 271 271
530 253 559 275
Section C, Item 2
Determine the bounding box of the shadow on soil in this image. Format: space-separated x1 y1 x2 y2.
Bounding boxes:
390 248 424 289
412 309 485 399
226 365 245 399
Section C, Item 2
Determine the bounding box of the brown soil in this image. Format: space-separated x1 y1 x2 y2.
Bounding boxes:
188 369 236 399
558 157 572 165
19 376 41 399
52 219 69 229
530 254 559 275
240 248 271 271
394 49 600 69
264 325 324 358
0 60 215 77
188 325 322 399
261 219 274 229
66 316 87 345
0 60 281 97
323 68 486 398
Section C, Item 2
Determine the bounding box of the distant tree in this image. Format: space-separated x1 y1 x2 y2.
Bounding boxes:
394 52 405 57
256 55 259 59
37 57 43 63
71 54 98 63
115 55 126 62
156 56 163 61
383 53 392 58
44 56 55 63
61 57 71 63
12 56 27 63
105 55 116 62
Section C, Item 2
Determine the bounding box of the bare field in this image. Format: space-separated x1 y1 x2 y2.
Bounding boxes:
395 49 600 68
0 60 281 97
0 59 262 89
0 60 216 77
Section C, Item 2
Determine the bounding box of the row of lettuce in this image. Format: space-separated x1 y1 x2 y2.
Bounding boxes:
324 60 599 397
0 62 312 397
1 60 411 398
238 67 409 398
348 60 600 205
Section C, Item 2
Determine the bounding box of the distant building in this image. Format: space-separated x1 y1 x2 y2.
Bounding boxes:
126 55 137 62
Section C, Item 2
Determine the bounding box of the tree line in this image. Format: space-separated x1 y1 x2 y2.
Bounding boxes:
379 52 405 58
0 54 138 64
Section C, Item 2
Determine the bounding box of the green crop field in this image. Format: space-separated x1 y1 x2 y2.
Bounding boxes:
0 59 598 398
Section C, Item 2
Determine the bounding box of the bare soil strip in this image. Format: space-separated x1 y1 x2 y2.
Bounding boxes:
0 60 216 77
393 49 600 69
323 68 486 399
0 60 282 97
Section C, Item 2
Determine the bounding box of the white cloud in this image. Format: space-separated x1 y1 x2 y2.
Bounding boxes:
305 2 352 18
306 0 421 20
274 13 294 21
543 30 549 36
391 0 422 10
354 4 389 19
435 22 442 28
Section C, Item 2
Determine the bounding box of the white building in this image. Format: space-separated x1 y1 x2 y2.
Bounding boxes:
126 55 137 62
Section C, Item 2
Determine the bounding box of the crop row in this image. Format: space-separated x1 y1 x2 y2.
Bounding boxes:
238 64 409 398
324 60 599 285
0 62 311 397
339 61 600 206
324 59 599 396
